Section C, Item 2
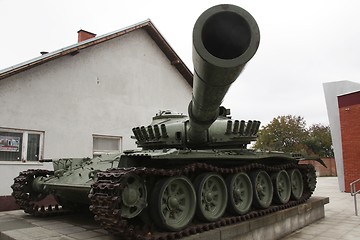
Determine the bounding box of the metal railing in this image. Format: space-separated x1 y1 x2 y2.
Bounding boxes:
350 178 360 216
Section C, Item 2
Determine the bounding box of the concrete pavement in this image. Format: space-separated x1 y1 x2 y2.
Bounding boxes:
284 177 360 240
0 210 116 240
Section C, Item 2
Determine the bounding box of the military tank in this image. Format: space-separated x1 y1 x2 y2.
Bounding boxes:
11 4 324 240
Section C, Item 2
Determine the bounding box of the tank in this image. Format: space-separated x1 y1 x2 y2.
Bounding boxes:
11 4 325 240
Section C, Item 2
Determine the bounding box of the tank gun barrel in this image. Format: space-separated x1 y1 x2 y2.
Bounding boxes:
188 4 260 143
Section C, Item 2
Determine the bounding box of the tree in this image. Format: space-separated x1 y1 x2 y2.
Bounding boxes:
254 115 308 153
253 115 334 158
305 124 334 158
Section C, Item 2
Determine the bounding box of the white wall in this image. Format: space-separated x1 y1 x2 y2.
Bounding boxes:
0 161 53 195
323 80 360 191
0 29 192 195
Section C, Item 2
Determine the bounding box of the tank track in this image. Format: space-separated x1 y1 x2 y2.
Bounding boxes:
89 162 316 240
11 169 71 217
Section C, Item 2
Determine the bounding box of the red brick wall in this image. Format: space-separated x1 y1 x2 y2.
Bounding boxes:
301 158 337 177
0 196 19 211
339 92 360 192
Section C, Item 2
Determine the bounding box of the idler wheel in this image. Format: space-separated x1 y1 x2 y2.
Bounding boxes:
250 170 273 209
194 173 227 222
121 174 147 218
150 176 196 231
226 172 253 215
271 170 291 204
288 169 304 200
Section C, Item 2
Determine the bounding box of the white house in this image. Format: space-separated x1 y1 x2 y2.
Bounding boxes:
0 20 193 208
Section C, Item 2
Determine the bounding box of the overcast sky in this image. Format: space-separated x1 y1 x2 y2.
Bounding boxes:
1 0 360 126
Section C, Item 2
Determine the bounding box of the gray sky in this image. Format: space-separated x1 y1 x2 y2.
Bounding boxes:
1 0 360 126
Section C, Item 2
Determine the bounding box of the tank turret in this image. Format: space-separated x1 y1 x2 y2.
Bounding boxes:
132 4 261 149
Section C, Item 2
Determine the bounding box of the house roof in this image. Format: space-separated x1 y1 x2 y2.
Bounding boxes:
0 20 193 86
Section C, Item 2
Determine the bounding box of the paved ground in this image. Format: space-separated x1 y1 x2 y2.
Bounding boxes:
0 210 116 240
284 177 360 240
0 177 358 240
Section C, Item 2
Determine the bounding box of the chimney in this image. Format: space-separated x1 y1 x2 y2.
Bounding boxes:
77 29 96 43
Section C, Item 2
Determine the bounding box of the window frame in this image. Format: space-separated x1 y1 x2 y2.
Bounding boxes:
0 128 44 162
92 134 122 156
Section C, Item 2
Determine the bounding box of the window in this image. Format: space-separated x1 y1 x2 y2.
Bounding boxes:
93 135 122 155
0 128 43 161
27 134 41 161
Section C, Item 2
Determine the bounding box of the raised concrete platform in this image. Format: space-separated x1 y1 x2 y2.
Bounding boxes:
0 197 328 240
183 197 329 240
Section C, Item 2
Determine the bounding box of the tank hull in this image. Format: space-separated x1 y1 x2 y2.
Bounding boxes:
89 154 316 239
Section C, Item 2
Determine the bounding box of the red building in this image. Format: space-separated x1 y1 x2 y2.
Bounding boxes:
324 81 360 192
338 91 360 192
